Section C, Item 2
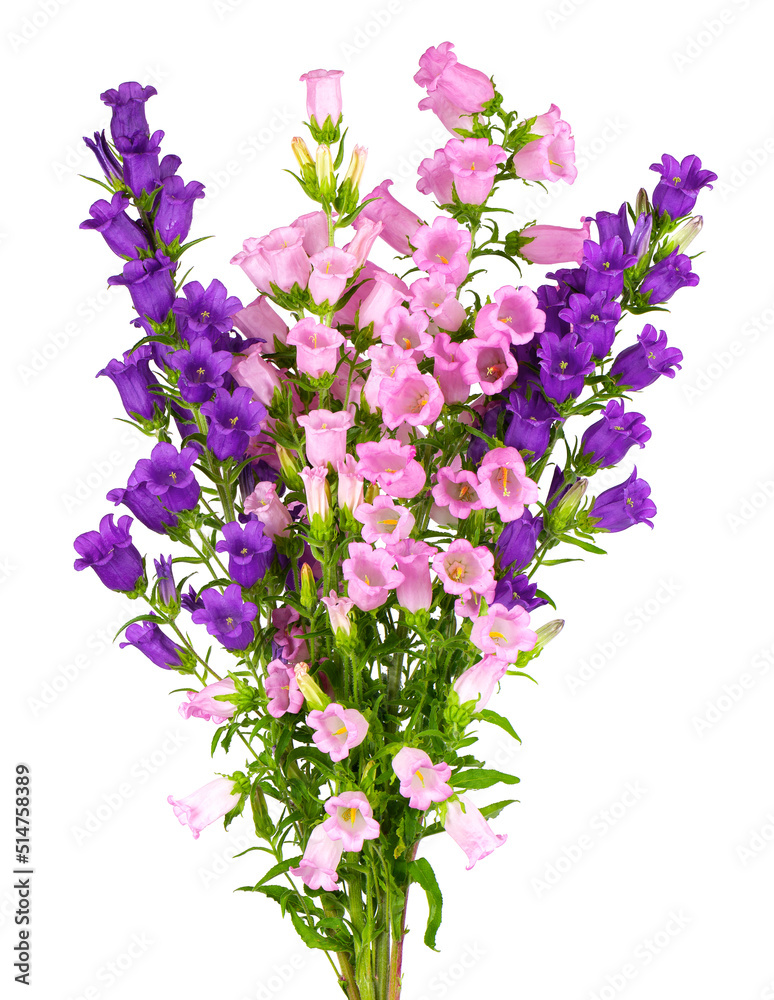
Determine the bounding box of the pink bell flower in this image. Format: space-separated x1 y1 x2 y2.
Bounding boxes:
321 591 355 637
444 795 507 869
427 331 469 404
418 89 476 136
299 69 344 127
286 318 345 378
431 467 483 520
353 179 424 255
355 439 426 499
358 269 410 333
378 365 445 429
475 447 539 521
308 247 358 306
179 678 237 724
474 285 546 346
431 539 495 596
291 210 330 256
322 790 380 852
469 603 537 662
289 824 344 892
354 495 415 545
444 137 507 205
230 347 283 407
259 226 313 292
265 659 304 718
380 306 433 357
513 121 577 185
272 606 309 664
168 776 241 839
409 276 466 332
412 216 472 288
392 747 453 810
388 538 438 613
414 42 494 114
344 218 383 269
308 702 369 762
299 465 331 522
231 236 273 290
532 103 563 137
518 218 592 266
336 454 365 513
417 148 455 204
297 407 355 468
453 655 509 709
363 344 411 410
458 331 519 395
454 586 495 621
342 542 405 611
232 295 289 348
244 481 292 538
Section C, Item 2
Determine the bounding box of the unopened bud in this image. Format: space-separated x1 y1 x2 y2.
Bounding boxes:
664 215 703 255
276 445 304 491
364 481 380 504
292 136 314 170
533 619 564 652
629 212 653 262
336 144 369 215
300 562 317 608
552 478 588 530
635 187 650 217
315 144 335 201
293 662 331 711
250 783 274 840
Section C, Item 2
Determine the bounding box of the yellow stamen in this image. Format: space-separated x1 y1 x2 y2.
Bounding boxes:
240 547 248 555
559 360 568 370
549 159 562 168
201 310 210 319
364 574 370 585
436 253 449 264
417 770 425 785
673 176 681 184
229 416 239 426
196 367 206 376
489 630 506 641
169 471 177 481
380 519 399 526
334 726 347 735
403 337 412 349
226 616 234 627
501 466 510 498
340 807 357 826
450 565 465 581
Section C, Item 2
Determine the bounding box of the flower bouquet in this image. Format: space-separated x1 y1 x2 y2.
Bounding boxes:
72 42 714 1000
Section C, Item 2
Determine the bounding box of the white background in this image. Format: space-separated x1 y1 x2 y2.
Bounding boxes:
4 0 774 998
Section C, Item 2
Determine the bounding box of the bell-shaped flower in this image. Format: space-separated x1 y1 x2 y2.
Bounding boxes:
119 619 186 670
321 591 355 637
353 179 423 255
649 153 717 219
414 42 494 114
559 292 621 360
588 468 657 532
322 790 380 852
191 584 257 651
73 513 145 593
299 68 344 128
474 285 545 346
155 176 205 245
287 318 345 379
168 776 242 839
444 795 507 869
265 659 304 718
409 275 466 332
170 336 233 404
503 390 559 462
476 447 539 523
610 324 682 390
459 331 519 396
518 218 592 266
101 82 157 142
354 495 415 545
580 400 651 470
289 824 344 892
380 306 433 358
244 481 292 538
80 191 149 258
392 747 453 810
232 295 289 349
417 147 455 204
378 365 445 429
355 439 426 499
427 331 469 404
298 407 354 468
308 247 357 306
114 129 163 197
453 656 509 709
107 249 175 324
388 539 438 613
537 332 595 404
215 518 273 588
470 603 537 662
513 122 576 185
97 345 163 422
200 388 267 461
412 216 471 287
444 137 507 205
342 542 405 612
179 678 237 723
431 467 483 520
308 703 369 762
336 454 365 513
172 278 243 347
432 539 495 597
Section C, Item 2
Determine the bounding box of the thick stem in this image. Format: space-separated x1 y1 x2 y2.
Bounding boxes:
387 842 419 1000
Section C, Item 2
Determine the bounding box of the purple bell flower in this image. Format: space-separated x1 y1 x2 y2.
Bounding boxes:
114 129 164 197
79 192 149 258
589 467 657 531
181 586 205 614
215 519 274 588
545 266 587 297
106 478 179 535
172 279 243 347
108 250 176 324
537 332 595 404
595 203 630 247
496 509 543 572
154 176 206 245
132 442 201 512
629 213 653 261
154 555 177 606
169 337 233 404
191 584 258 651
200 388 266 462
100 82 157 142
503 389 559 461
611 324 683 390
640 251 699 305
119 619 185 670
96 345 163 421
559 292 621 360
581 237 637 299
73 514 145 593
492 570 548 613
83 131 123 185
650 154 717 219
536 283 572 337
579 400 651 470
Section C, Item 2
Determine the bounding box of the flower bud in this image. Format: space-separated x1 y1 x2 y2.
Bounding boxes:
533 619 564 652
336 145 368 214
364 481 380 504
300 562 318 609
551 478 588 531
291 136 317 189
276 445 304 491
294 662 331 711
663 216 703 256
250 783 274 840
315 144 336 202
635 187 650 217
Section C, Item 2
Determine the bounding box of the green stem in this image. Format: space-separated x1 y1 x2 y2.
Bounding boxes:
349 869 376 1000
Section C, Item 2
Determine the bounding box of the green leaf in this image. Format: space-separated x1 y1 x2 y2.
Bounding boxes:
252 855 302 889
480 798 519 821
289 909 350 953
408 857 443 951
475 709 521 743
454 768 520 790
558 534 607 555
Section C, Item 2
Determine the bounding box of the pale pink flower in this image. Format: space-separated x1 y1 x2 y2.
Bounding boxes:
469 603 537 662
458 331 519 395
265 659 304 718
444 137 507 205
291 210 330 256
392 747 453 810
388 538 438 613
353 179 424 255
379 306 433 357
322 790 380 852
286 318 345 378
342 542 405 611
513 121 577 185
244 481 292 538
475 447 539 521
532 103 563 137
409 276 466 332
232 295 289 348
431 467 483 520
230 236 271 290
168 777 241 839
336 454 365 513
297 407 354 468
444 795 507 869
355 439 426 499
430 502 458 528
378 366 445 429
308 247 358 306
300 465 331 522
321 591 355 636
417 148 455 204
260 226 312 292
289 824 344 892
363 344 412 410
427 331 469 404
334 260 382 326
344 218 383 269
474 285 546 346
454 585 495 620
299 68 344 126
272 606 309 664
230 347 283 407
414 42 494 114
354 495 415 545
518 218 592 266
308 702 369 762
432 539 495 596
412 217 471 287
358 270 409 333
418 89 476 136
179 678 237 724
453 656 509 709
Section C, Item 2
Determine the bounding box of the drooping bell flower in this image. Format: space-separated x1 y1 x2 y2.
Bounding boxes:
588 467 657 532
132 442 201 512
496 509 543 572
289 824 344 892
412 216 471 287
444 137 507 204
559 292 621 360
97 344 163 421
353 179 424 256
417 147 455 205
357 269 410 333
354 495 415 545
414 42 494 114
640 251 699 305
200 387 267 461
191 584 258 651
610 324 683 390
308 703 369 762
582 237 637 298
155 176 206 245
179 678 238 723
172 278 243 347
169 336 233 404
649 154 717 219
502 390 559 461
513 122 576 184
453 655 508 709
297 407 354 468
107 250 175 324
215 519 274 588
264 659 304 718
299 69 344 129
579 400 651 469
474 285 545 346
232 295 289 349
431 467 484 520
101 82 157 142
342 542 405 612
392 747 453 810
243 482 292 539
80 191 149 258
491 571 548 614
168 776 242 839
322 791 380 852
475 447 539 522
469 603 537 662
106 479 178 535
286 318 345 379
427 330 469 404
432 539 495 597
355 439 426 499
443 795 507 869
113 129 164 197
73 514 145 593
388 539 438 613
536 332 595 404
